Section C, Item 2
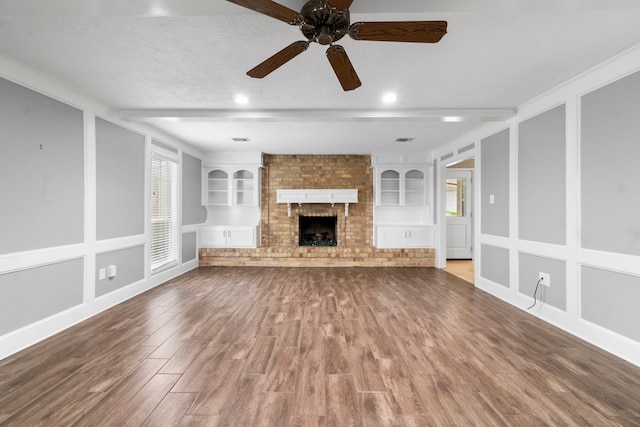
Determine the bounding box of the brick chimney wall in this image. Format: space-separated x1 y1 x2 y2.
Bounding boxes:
261 154 372 247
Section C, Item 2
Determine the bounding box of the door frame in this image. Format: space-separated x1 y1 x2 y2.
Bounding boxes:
435 150 478 273
445 168 474 259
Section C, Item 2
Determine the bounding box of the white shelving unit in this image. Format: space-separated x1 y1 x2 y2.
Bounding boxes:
404 169 425 206
201 152 263 248
233 170 255 206
372 153 434 248
379 170 400 206
207 170 229 205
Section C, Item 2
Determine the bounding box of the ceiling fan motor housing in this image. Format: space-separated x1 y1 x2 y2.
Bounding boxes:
300 0 350 45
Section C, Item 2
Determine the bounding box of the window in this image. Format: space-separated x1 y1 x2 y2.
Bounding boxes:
151 154 178 272
446 178 466 217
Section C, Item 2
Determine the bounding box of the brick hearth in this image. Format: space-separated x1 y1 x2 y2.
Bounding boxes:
200 247 435 267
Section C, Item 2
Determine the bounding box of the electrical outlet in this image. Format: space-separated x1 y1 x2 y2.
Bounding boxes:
539 272 551 287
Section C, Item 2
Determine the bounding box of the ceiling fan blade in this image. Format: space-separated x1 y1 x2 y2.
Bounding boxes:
349 21 448 43
326 45 361 91
327 0 354 10
247 41 309 78
226 0 302 25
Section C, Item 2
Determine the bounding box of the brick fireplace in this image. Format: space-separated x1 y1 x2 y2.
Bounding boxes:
298 214 338 246
199 154 435 267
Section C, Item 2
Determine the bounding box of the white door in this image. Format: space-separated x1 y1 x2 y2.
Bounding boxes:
446 170 473 259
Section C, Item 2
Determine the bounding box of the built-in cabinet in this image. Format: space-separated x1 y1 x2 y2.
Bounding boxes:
201 152 262 248
372 153 434 248
376 225 435 248
378 168 426 206
233 170 255 206
207 169 229 205
205 167 258 206
200 225 258 248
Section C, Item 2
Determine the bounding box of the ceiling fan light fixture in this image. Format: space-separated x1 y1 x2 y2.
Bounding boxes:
226 0 447 91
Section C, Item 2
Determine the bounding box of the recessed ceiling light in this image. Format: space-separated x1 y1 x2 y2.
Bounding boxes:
382 92 397 104
234 94 250 105
148 7 171 16
442 116 464 122
395 137 415 143
232 137 251 142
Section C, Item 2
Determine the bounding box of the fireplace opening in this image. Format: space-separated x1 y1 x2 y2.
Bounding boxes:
299 216 337 246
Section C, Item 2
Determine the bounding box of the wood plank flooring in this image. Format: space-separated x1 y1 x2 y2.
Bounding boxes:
444 260 474 284
1 267 639 426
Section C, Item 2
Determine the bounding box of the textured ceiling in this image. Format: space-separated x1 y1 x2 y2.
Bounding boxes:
1 0 640 154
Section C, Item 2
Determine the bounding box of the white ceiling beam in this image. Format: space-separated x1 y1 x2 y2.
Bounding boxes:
119 108 515 123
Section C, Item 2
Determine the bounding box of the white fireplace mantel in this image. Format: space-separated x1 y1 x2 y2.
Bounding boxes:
276 189 358 217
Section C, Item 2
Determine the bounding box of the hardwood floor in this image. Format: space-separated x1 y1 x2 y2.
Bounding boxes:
444 260 475 284
1 267 639 426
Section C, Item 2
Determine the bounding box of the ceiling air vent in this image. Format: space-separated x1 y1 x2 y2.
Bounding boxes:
395 138 415 143
232 137 251 142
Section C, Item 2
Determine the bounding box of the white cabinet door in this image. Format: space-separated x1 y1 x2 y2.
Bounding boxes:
227 227 255 248
201 226 257 248
377 227 407 248
376 226 435 248
406 227 435 247
201 227 227 247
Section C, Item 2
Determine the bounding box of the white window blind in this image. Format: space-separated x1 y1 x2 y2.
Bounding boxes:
151 154 178 272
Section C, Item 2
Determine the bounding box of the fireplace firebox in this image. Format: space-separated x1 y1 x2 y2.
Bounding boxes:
299 216 337 246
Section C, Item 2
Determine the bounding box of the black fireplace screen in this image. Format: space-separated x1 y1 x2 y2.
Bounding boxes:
299 216 337 246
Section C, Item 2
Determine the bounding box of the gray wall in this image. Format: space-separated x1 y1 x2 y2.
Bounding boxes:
581 70 640 257
518 253 566 311
95 245 145 297
582 266 640 342
182 231 198 263
480 244 510 287
518 105 566 245
96 118 145 241
0 259 84 335
0 77 84 255
481 129 510 237
182 153 207 226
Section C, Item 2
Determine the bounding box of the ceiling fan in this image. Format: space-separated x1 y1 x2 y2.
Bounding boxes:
227 0 447 91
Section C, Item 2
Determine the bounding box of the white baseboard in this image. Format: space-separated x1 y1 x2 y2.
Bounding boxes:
0 261 198 361
477 276 640 367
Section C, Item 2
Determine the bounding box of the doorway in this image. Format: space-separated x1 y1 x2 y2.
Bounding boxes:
445 159 474 283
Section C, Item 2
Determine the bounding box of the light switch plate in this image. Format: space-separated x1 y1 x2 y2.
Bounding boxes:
107 265 117 278
99 268 106 281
